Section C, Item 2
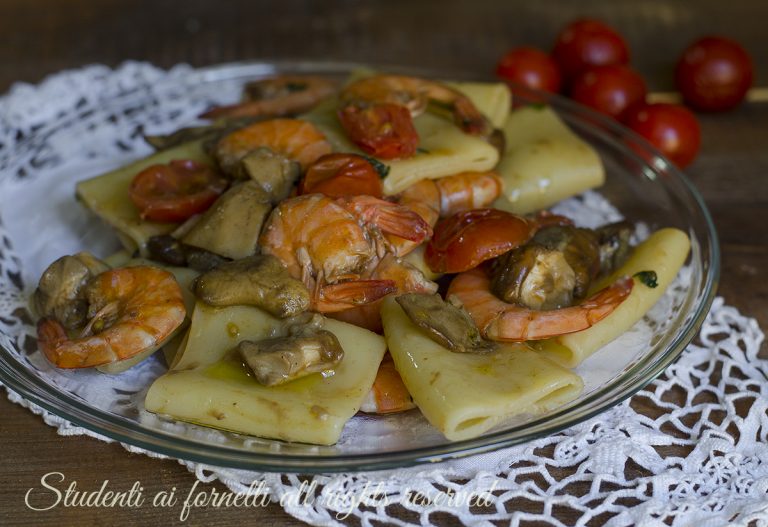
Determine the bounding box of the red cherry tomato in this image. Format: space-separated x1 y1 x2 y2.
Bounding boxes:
338 103 418 159
425 209 534 273
300 153 384 198
675 36 753 112
496 47 563 93
624 103 701 169
570 64 647 120
129 160 228 223
552 19 630 82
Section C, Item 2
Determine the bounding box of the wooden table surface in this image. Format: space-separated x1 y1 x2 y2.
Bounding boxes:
2 1 767 525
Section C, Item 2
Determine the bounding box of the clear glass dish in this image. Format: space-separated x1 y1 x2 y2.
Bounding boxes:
0 61 719 472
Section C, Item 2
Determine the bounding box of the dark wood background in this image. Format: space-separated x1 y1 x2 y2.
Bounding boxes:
1 1 766 525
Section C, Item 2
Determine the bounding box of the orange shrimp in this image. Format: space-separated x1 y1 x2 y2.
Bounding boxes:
37 266 186 369
435 171 504 217
341 75 493 135
387 171 504 256
259 194 431 313
215 118 332 173
359 354 416 414
200 76 337 119
447 267 633 341
330 253 438 332
338 75 493 158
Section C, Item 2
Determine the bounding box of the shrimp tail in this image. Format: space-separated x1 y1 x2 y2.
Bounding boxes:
316 279 397 313
452 97 494 136
339 196 433 243
37 318 69 364
366 354 415 414
37 317 119 369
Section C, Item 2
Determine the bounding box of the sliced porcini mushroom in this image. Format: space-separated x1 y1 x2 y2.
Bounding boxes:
492 245 577 310
238 329 344 386
33 252 109 329
185 249 229 272
181 180 272 260
192 255 309 317
146 235 187 267
532 226 600 298
395 293 496 353
239 147 301 202
595 220 633 275
146 234 229 271
144 117 258 151
492 225 600 309
242 76 337 106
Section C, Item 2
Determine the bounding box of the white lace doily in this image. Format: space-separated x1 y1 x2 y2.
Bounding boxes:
2 62 767 527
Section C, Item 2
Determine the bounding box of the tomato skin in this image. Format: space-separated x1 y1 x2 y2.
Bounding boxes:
496 47 562 93
129 160 228 223
552 19 630 82
675 36 753 112
624 103 701 169
425 209 534 273
300 153 384 198
338 103 418 159
570 65 647 120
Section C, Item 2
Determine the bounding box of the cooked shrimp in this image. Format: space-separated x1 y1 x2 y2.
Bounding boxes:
359 354 416 414
200 75 337 119
435 171 504 217
37 266 186 369
338 75 493 158
387 171 504 256
259 194 431 312
330 253 437 332
215 118 332 174
341 75 492 135
447 267 633 341
315 280 398 314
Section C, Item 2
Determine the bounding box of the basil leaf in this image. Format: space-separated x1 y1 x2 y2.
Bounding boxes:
634 270 658 288
361 155 391 178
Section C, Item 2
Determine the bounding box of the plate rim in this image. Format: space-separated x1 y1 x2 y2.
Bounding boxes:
0 59 720 472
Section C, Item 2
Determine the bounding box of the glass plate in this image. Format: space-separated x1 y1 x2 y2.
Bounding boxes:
0 61 718 472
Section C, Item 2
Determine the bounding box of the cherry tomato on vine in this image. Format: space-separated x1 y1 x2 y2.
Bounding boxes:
425 209 533 273
552 19 630 82
300 153 384 198
496 47 563 93
129 160 228 222
675 36 753 112
570 64 647 120
623 103 701 169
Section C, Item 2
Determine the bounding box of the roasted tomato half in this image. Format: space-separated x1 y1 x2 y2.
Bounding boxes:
129 160 228 223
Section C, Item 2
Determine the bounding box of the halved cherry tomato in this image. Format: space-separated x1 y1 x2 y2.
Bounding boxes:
675 36 753 112
623 102 701 169
338 103 419 159
300 153 384 198
552 19 630 82
496 47 563 94
570 64 647 120
425 209 534 273
129 160 228 223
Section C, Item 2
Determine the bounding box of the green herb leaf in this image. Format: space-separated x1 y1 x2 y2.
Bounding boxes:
361 155 391 178
634 270 658 288
528 103 547 110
